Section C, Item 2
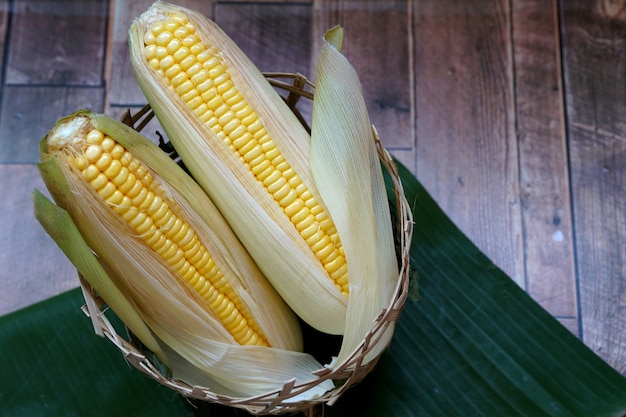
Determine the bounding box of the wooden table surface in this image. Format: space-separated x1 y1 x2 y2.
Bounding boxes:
0 0 624 377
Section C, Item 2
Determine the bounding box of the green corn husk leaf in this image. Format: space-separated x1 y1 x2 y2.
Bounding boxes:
32 188 167 363
34 110 334 399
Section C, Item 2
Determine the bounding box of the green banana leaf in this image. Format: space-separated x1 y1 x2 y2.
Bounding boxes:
2 162 626 417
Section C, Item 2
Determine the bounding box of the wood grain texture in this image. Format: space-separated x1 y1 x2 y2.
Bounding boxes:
0 1 9 83
512 0 577 322
412 0 523 285
221 0 311 3
0 86 104 163
106 0 217 107
0 165 77 316
313 0 413 150
561 0 626 372
216 2 312 73
215 2 314 119
6 0 107 86
390 148 418 174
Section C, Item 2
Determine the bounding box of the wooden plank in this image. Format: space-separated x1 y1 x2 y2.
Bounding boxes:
560 0 626 373
390 148 417 175
0 1 9 82
6 0 107 86
220 0 310 3
312 0 413 150
106 0 217 107
511 0 577 322
215 2 313 118
412 0 523 285
215 2 312 73
106 0 156 106
557 317 580 337
0 164 77 316
0 86 105 163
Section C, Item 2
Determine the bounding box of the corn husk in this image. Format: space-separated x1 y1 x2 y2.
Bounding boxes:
128 2 399 345
34 110 334 398
310 27 399 364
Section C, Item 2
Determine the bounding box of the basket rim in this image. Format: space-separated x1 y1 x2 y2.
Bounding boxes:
79 73 414 415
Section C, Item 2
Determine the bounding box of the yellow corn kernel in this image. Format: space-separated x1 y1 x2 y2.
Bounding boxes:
62 128 268 347
141 12 348 296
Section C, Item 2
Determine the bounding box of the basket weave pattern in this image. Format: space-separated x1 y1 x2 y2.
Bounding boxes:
78 73 414 416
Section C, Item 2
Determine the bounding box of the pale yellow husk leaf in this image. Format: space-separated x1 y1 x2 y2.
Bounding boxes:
128 2 348 335
37 111 333 398
310 27 399 365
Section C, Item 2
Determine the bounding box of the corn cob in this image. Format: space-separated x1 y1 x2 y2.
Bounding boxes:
62 125 272 345
35 111 340 396
139 12 348 296
130 2 350 334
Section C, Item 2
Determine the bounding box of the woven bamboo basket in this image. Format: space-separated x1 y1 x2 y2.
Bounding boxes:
78 72 414 416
